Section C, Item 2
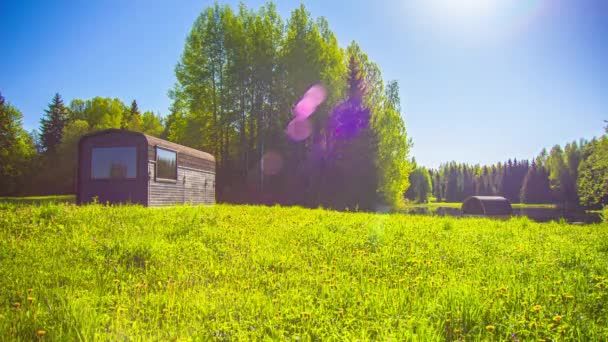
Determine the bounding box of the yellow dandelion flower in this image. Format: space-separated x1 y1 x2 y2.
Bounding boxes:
337 309 344 315
532 304 541 312
554 315 562 322
27 297 34 303
37 330 46 336
486 325 495 332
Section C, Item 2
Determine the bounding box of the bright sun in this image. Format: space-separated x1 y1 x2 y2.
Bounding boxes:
429 0 504 19
420 0 509 41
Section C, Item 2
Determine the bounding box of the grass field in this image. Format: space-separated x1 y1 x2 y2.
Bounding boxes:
0 195 75 205
404 202 557 209
1 202 608 340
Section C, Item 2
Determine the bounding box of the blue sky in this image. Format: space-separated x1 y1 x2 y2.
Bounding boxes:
1 0 607 168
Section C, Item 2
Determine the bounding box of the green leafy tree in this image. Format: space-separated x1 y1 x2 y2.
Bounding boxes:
169 2 410 209
69 97 127 130
578 136 608 207
0 93 36 195
373 81 412 208
141 111 164 137
405 163 432 203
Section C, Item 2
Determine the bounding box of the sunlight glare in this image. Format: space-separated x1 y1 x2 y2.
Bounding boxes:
421 0 509 42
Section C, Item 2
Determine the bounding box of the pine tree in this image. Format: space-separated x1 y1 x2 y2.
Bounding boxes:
124 100 142 131
40 93 68 153
326 51 376 210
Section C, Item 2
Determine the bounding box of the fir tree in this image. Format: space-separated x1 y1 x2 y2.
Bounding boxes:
40 93 68 153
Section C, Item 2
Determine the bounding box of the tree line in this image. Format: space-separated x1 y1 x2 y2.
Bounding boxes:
406 129 608 209
0 93 164 195
1 2 413 210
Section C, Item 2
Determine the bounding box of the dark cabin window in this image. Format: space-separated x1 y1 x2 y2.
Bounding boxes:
91 147 137 179
156 147 177 181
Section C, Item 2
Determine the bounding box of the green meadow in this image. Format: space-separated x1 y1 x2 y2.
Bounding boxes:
1 203 608 340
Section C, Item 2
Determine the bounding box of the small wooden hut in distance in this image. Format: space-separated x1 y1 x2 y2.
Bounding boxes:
462 196 512 216
77 129 215 206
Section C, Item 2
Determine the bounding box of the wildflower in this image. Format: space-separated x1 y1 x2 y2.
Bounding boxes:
453 329 460 335
336 309 344 316
37 330 46 336
113 279 120 284
486 325 495 332
12 302 21 309
597 282 605 288
553 315 562 322
532 304 541 312
500 287 507 291
27 297 34 303
27 288 33 294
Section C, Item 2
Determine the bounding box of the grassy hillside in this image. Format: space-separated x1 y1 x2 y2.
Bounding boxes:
1 203 608 340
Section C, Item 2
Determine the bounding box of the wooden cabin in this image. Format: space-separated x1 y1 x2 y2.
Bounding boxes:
462 196 512 216
77 129 215 206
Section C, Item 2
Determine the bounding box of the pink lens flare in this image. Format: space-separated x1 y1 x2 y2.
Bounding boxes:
293 84 327 120
261 151 283 176
286 118 312 142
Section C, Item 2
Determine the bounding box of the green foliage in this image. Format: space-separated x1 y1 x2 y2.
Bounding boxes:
373 81 412 208
0 93 36 195
123 100 142 131
69 97 127 130
578 136 608 207
405 163 432 203
141 111 164 137
520 161 552 204
1 204 608 340
29 96 163 195
170 2 411 208
39 93 68 153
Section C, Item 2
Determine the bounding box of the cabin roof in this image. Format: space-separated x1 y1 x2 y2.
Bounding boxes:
462 196 512 215
80 129 215 162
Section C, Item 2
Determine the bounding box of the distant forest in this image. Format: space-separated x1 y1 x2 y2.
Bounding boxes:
0 3 412 211
405 131 608 209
